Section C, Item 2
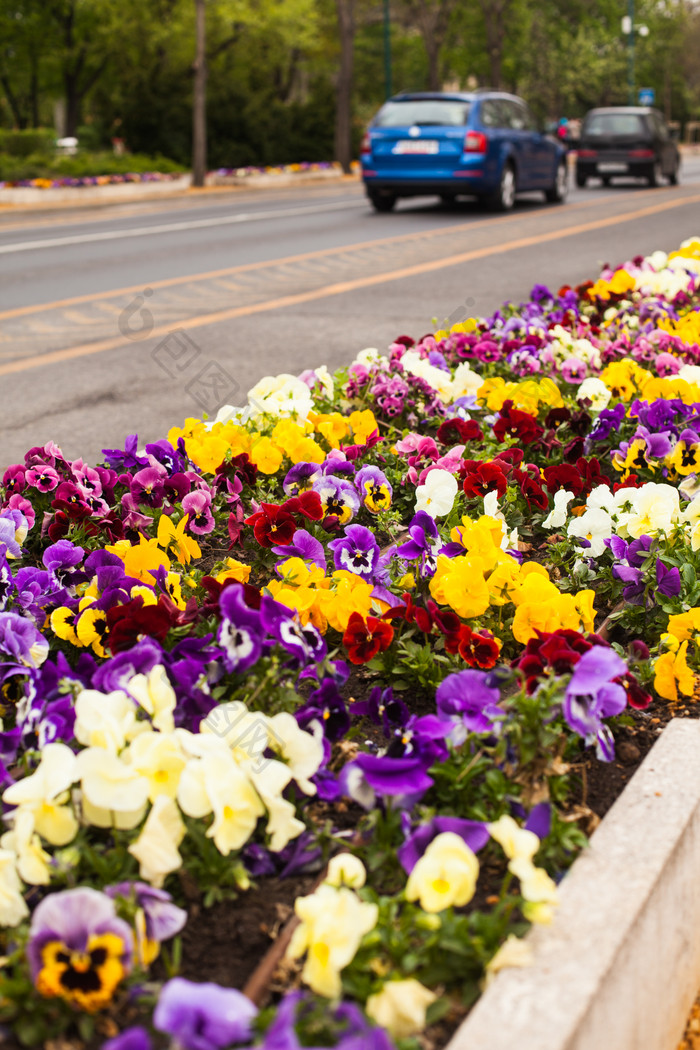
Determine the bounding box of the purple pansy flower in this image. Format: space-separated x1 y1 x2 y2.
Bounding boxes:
436 670 503 741
105 882 187 943
395 511 442 577
271 528 326 571
153 977 257 1050
656 559 681 597
102 1028 152 1050
0 611 49 682
260 596 327 665
218 585 263 673
283 462 323 497
563 646 628 762
328 524 380 579
182 490 215 535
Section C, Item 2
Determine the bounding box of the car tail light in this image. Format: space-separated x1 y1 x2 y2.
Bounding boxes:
577 149 597 158
360 131 371 154
464 130 487 153
629 149 654 158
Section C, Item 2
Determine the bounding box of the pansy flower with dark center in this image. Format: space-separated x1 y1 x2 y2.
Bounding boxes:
245 503 297 547
355 465 393 514
283 461 323 497
218 584 263 673
296 677 349 741
493 401 544 445
461 460 508 499
181 490 215 535
328 525 380 580
458 625 500 669
342 612 394 665
27 887 134 1013
260 594 326 666
312 476 360 525
0 555 14 611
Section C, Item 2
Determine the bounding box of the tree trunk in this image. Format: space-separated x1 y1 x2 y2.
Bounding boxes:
0 75 27 129
64 70 80 136
334 0 355 174
192 0 208 187
426 36 440 91
479 0 509 89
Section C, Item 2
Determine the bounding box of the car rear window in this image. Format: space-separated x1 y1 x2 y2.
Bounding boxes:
583 113 647 137
373 100 471 128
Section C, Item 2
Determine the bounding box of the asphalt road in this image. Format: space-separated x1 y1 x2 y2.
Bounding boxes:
1 158 700 466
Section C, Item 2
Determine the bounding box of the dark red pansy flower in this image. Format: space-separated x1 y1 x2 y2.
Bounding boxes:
613 474 644 492
543 464 585 497
282 490 324 521
343 612 394 665
575 456 611 494
436 418 483 446
458 625 500 669
615 673 652 710
106 598 175 653
462 461 508 499
494 447 525 470
245 503 297 547
493 401 544 445
519 476 549 510
544 407 571 428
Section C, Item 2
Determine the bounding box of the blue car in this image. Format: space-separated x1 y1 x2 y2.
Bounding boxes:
360 91 568 212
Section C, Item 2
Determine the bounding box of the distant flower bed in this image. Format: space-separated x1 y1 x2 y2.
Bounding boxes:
1 238 700 1049
211 160 343 178
0 171 186 190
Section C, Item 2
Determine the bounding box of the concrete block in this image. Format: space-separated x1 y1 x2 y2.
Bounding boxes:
447 718 700 1050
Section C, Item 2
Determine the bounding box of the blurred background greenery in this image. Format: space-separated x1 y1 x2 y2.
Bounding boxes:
0 0 698 177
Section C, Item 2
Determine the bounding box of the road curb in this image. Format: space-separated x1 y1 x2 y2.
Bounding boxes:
0 169 358 211
446 717 700 1050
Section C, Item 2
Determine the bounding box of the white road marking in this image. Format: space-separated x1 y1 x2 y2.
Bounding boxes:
0 198 368 255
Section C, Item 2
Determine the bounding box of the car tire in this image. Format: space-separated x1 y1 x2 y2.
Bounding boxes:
669 162 679 186
488 162 516 211
440 194 457 206
647 160 662 188
545 162 568 203
601 176 611 187
368 192 397 213
575 171 587 188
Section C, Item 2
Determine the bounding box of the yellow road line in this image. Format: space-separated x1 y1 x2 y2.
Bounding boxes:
1 191 698 380
0 191 660 322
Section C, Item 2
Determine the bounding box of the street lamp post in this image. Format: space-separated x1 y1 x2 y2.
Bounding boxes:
622 5 649 105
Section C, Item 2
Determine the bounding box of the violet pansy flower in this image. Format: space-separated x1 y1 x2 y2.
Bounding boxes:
436 669 503 742
27 887 133 1013
218 584 263 673
328 524 380 579
153 977 258 1050
563 646 627 762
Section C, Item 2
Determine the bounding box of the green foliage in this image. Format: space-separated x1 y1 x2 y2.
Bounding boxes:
0 150 186 181
0 127 55 156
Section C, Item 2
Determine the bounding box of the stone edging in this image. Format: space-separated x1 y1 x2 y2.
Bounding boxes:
447 717 700 1050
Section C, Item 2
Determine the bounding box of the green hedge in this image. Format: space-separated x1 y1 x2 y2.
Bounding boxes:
0 151 187 182
0 128 56 157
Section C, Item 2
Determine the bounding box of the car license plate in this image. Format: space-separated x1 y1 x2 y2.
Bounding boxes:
393 140 439 154
597 163 627 173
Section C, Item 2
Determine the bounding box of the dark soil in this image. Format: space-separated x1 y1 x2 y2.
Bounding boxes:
154 873 316 991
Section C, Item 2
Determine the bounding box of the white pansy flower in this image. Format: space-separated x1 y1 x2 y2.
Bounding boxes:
246 373 314 420
127 665 177 734
128 796 185 888
543 489 575 530
567 507 613 558
576 377 611 411
452 362 484 400
400 350 454 402
415 469 458 518
0 850 29 926
74 688 141 752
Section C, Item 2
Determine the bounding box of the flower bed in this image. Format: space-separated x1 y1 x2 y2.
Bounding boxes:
1 238 700 1050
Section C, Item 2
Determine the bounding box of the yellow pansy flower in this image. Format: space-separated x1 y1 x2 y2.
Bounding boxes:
106 536 171 585
157 514 202 565
653 640 696 702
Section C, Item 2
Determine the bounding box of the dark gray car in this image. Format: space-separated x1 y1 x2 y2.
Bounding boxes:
575 107 680 188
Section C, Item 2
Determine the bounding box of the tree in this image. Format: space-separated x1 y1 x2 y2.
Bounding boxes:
192 0 207 186
398 0 460 91
334 0 355 172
